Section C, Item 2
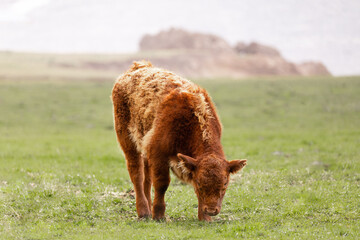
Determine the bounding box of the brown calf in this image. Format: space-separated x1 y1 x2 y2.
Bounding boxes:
111 61 247 221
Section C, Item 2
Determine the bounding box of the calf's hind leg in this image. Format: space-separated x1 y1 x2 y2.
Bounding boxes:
112 87 151 218
143 157 152 210
124 149 151 218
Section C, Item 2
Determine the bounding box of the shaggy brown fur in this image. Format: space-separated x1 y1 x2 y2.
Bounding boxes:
112 61 247 221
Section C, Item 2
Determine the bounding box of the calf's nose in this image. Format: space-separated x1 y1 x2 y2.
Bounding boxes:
203 206 219 216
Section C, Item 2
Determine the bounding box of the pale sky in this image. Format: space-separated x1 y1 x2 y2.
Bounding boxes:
0 0 359 76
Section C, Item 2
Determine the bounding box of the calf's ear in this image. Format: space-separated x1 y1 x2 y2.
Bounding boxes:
177 153 197 172
228 159 247 174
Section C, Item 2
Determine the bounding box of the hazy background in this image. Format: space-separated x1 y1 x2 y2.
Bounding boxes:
0 0 359 76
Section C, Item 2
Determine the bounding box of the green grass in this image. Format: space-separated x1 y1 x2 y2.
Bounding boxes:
0 77 359 239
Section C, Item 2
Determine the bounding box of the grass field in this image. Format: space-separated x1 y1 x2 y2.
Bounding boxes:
0 76 359 239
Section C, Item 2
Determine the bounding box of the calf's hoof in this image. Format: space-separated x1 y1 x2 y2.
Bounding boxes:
138 213 151 219
152 203 166 221
137 206 151 219
152 212 165 221
138 215 151 220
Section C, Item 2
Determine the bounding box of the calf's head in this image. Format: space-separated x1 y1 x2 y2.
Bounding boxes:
177 153 247 220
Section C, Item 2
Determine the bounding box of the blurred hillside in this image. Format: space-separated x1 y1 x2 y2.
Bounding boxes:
0 28 331 80
138 28 330 78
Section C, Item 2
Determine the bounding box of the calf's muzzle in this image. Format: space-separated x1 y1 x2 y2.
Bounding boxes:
203 206 220 216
